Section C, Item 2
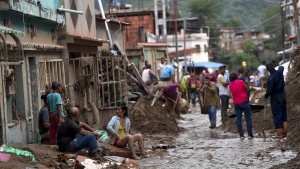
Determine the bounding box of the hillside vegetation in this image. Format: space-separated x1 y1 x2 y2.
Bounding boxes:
102 0 274 30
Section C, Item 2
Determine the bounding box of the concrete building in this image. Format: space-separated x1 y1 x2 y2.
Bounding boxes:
0 0 65 144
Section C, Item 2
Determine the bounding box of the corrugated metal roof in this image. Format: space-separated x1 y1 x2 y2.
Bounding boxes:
0 25 24 35
137 43 169 47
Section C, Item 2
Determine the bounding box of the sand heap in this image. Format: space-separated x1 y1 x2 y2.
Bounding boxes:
128 95 181 135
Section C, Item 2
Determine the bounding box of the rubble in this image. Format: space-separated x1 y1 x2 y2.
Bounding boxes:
129 95 181 135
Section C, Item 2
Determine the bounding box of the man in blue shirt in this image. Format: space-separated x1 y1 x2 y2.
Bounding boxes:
160 62 178 83
265 62 288 139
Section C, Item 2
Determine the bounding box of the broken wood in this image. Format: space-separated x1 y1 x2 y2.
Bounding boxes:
88 101 100 124
129 63 152 95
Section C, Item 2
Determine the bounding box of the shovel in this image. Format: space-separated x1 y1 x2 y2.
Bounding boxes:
262 99 267 140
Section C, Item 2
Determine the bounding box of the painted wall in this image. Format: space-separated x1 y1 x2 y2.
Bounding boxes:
0 11 59 45
63 0 96 38
8 0 64 23
167 32 209 62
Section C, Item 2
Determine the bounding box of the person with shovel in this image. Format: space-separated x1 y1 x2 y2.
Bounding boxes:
264 62 288 139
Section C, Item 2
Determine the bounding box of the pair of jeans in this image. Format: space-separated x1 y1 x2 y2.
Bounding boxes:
49 113 60 144
208 106 217 125
234 100 253 137
189 89 196 105
68 134 99 153
220 95 229 123
271 94 287 129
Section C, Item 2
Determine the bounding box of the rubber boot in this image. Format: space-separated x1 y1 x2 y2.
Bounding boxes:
283 121 288 138
275 128 283 139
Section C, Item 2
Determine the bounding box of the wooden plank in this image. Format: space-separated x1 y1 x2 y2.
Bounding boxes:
129 63 152 95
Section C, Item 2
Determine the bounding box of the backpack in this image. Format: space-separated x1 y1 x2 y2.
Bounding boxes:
189 78 197 89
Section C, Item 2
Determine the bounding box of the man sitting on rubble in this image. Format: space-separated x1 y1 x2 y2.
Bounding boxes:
57 107 101 159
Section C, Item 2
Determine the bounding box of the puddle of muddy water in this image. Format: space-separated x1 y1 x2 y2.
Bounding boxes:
140 106 297 169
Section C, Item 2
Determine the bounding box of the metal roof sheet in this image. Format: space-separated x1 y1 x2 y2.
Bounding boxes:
0 25 24 35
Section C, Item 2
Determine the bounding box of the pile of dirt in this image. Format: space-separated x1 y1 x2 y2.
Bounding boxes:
129 95 180 135
224 99 275 135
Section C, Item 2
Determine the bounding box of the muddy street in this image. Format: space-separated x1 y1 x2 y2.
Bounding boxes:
140 106 297 169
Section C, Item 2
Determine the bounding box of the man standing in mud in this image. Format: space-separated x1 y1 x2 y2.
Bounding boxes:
218 65 230 124
47 81 65 144
264 62 288 139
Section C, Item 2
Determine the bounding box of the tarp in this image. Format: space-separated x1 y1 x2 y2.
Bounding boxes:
277 48 293 55
182 61 224 69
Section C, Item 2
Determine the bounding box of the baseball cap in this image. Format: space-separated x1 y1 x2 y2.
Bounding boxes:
173 62 178 68
242 61 247 67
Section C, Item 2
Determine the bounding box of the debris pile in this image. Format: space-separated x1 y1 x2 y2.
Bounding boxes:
270 55 300 169
129 96 181 135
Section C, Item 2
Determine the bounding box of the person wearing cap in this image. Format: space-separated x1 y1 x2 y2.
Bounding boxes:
57 107 101 159
217 65 230 124
238 61 248 75
229 72 253 139
160 62 178 83
157 58 166 79
200 76 219 129
39 93 50 144
186 73 198 106
264 62 288 139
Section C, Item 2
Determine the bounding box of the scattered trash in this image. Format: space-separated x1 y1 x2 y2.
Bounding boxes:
96 130 111 143
152 144 176 150
0 144 36 162
104 155 124 163
0 152 11 162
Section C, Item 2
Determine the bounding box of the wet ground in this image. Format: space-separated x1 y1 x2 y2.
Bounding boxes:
140 106 297 169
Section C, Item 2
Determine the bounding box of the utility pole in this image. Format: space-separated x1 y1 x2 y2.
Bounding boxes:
281 0 287 62
184 17 187 73
162 0 167 43
154 0 159 42
174 0 179 83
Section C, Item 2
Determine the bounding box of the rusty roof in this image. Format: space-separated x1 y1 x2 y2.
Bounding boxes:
66 33 109 43
105 8 167 17
7 42 65 51
96 17 130 26
137 43 169 47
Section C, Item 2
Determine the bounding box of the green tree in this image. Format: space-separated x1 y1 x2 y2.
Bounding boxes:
261 4 282 50
188 0 223 48
188 0 222 21
221 19 243 31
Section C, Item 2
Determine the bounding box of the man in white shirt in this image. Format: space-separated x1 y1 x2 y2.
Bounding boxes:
217 65 230 124
142 64 156 85
257 61 267 77
157 58 166 79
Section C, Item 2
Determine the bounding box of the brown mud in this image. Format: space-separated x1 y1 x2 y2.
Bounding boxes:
129 95 181 135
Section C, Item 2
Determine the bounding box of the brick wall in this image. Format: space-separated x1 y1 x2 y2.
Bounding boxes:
118 15 154 47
